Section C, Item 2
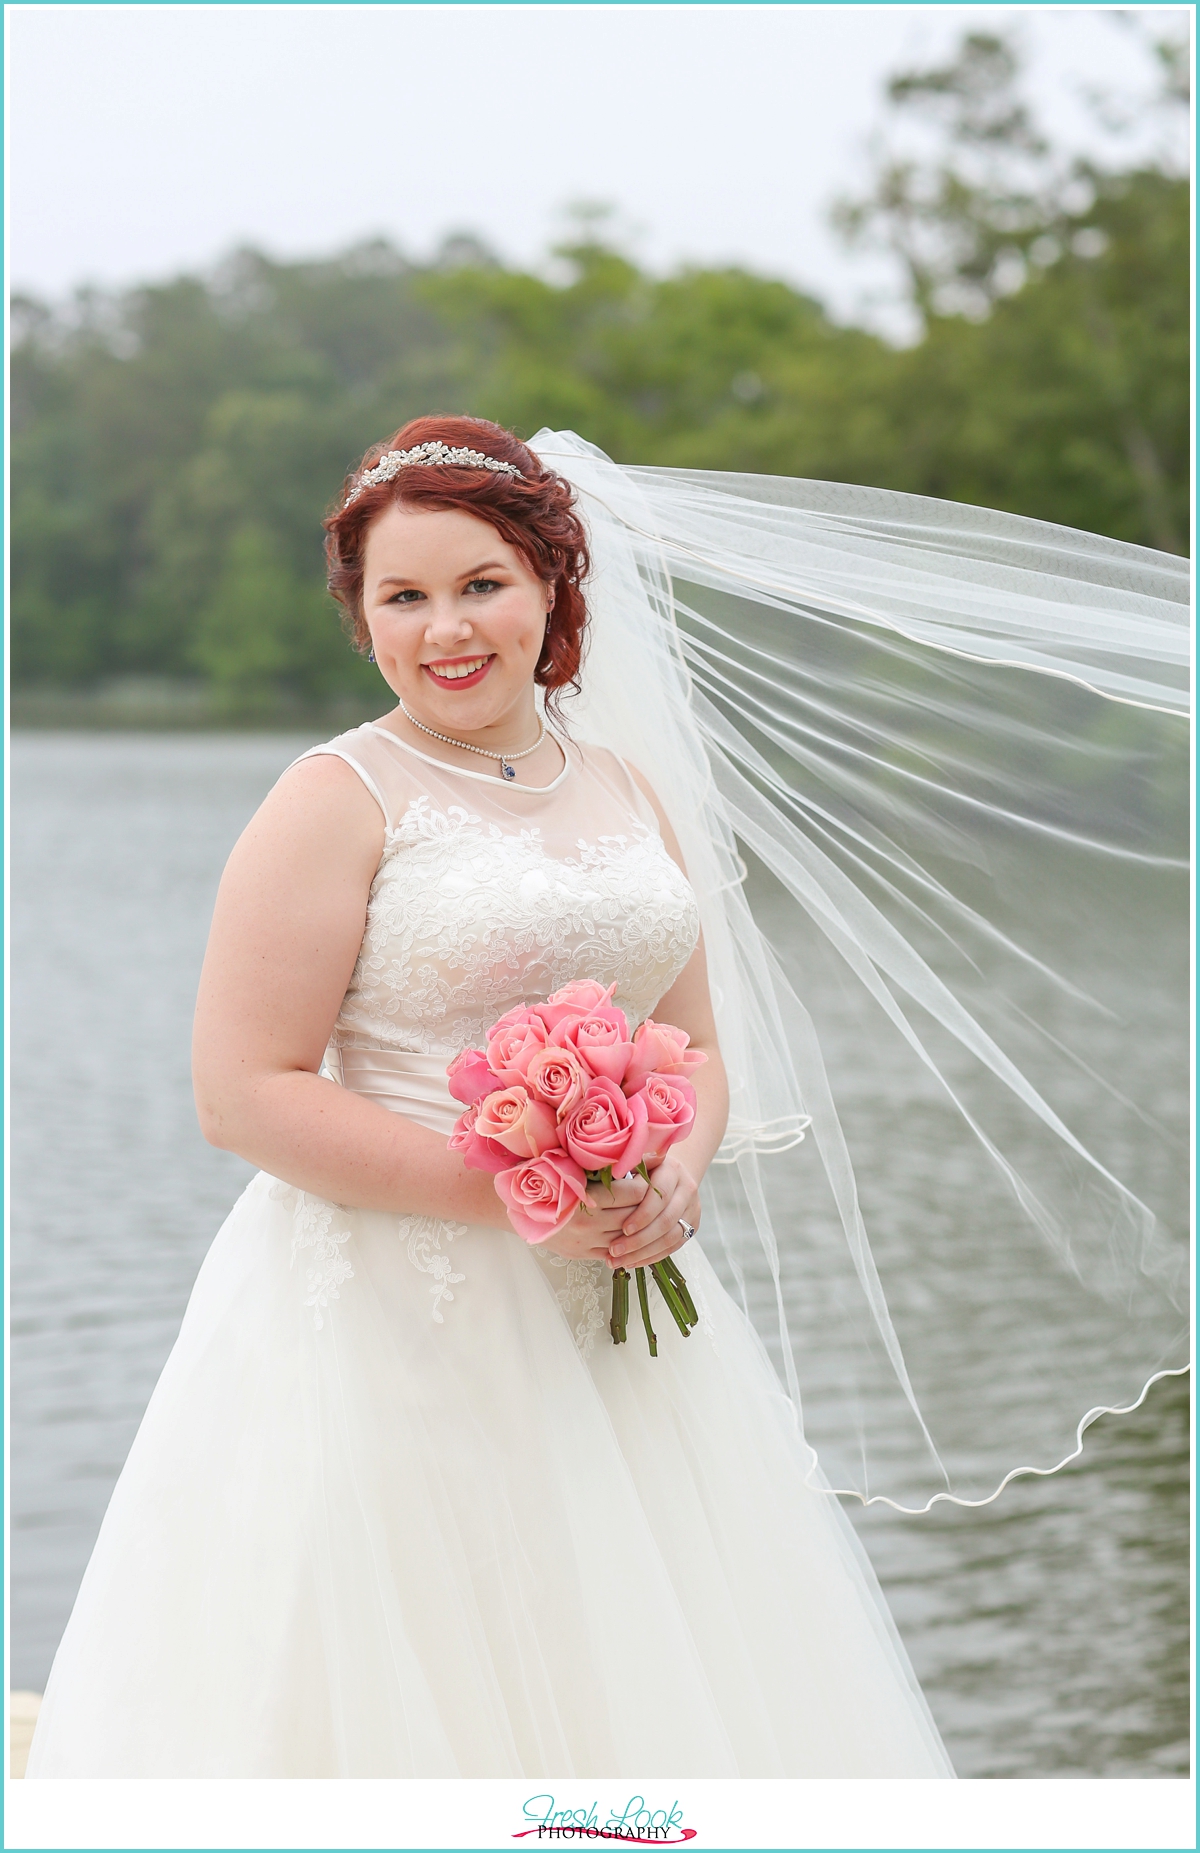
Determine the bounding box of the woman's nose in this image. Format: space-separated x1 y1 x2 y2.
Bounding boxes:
425 598 473 646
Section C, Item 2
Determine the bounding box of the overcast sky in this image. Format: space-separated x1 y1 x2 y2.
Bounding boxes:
6 4 1190 333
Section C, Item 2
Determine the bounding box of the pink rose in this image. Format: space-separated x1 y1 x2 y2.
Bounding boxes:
547 979 617 1011
549 1007 633 1084
624 1019 708 1091
525 1045 590 1119
495 1150 588 1244
446 1047 498 1106
628 1072 697 1159
486 1002 542 1041
487 1017 549 1086
531 1003 583 1037
532 980 618 1036
475 1085 559 1160
448 1106 514 1175
561 1076 651 1176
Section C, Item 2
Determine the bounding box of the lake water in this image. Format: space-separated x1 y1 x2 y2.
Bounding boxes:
10 732 1190 1778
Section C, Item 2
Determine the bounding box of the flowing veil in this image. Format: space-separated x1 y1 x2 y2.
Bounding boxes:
530 429 1190 1513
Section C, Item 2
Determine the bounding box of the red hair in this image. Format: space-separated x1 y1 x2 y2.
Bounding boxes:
323 415 590 717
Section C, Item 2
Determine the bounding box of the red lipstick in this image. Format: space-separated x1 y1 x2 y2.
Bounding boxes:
421 654 495 691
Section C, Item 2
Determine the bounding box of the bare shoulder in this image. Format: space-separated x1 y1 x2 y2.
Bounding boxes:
579 745 687 873
573 739 663 817
623 760 671 832
269 746 383 814
226 748 385 892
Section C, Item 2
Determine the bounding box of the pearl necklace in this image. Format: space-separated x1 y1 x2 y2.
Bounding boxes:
397 698 546 781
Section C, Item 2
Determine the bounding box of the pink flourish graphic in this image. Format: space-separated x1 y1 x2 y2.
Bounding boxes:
511 1831 697 1845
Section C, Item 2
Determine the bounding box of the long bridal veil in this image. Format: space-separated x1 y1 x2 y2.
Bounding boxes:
530 429 1190 1513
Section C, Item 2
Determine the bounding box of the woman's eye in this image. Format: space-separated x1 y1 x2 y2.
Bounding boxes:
466 578 500 596
390 589 425 604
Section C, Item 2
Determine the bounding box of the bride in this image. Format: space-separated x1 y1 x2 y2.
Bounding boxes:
26 415 950 1777
26 412 1186 1778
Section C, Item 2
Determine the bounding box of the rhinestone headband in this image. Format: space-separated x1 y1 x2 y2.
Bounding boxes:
343 440 522 507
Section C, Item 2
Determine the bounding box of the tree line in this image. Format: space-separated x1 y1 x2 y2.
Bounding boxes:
11 30 1187 709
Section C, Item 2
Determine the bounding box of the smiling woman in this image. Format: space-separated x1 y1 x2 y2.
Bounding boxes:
323 418 594 784
359 502 563 783
326 416 591 717
323 419 595 789
23 412 957 1778
28 403 1185 1785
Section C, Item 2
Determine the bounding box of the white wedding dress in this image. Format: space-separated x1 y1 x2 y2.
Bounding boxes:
27 721 952 1779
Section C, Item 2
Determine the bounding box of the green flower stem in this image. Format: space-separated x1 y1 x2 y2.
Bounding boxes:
610 1267 630 1344
650 1262 693 1338
661 1256 698 1327
635 1267 658 1356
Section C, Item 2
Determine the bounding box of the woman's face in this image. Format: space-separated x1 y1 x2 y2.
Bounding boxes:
361 502 550 733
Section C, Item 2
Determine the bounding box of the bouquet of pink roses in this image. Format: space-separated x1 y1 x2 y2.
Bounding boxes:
446 980 704 1355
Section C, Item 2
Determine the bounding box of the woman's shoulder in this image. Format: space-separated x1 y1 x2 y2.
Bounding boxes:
282 719 420 829
218 726 387 899
571 737 665 834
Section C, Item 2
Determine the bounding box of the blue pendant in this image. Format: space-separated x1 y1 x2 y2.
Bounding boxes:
502 761 516 780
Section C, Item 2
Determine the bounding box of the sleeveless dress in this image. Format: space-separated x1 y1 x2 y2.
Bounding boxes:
26 722 953 1779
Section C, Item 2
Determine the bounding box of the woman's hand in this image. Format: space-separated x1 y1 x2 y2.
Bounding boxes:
536 1173 649 1263
604 1152 700 1271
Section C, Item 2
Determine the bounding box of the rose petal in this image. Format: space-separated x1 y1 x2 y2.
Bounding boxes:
447 1047 499 1106
494 1150 588 1244
449 1106 517 1174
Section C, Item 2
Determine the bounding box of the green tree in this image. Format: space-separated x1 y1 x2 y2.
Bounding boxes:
833 25 1189 549
10 33 1187 704
417 221 896 479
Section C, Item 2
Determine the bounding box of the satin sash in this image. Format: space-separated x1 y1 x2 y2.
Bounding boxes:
321 1044 461 1137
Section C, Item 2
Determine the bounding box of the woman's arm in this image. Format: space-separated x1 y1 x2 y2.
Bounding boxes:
192 754 503 1225
601 765 730 1267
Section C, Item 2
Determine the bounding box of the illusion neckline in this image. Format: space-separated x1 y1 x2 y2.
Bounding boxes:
367 722 573 793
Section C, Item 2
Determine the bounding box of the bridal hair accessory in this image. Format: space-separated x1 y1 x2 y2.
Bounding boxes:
528 429 1188 1514
447 981 706 1356
398 697 545 781
344 441 522 506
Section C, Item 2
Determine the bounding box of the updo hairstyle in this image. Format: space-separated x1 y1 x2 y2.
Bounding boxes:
323 416 590 715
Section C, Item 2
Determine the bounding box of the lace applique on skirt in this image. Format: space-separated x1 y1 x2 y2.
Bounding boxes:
402 1215 466 1322
539 1252 608 1357
269 1178 354 1331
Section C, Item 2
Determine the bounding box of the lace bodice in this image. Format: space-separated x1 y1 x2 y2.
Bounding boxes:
309 723 701 1060
279 724 705 1347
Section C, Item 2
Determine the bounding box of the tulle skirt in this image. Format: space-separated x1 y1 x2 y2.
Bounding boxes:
26 1173 953 1777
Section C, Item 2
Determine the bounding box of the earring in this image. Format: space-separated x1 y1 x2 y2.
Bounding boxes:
368 650 376 664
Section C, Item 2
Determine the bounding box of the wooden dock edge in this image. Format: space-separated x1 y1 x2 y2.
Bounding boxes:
10 1691 42 1778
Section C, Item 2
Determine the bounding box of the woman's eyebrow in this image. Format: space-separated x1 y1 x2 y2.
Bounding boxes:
375 561 509 588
